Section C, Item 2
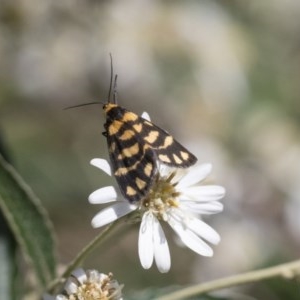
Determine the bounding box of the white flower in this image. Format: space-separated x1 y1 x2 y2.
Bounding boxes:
89 158 139 228
89 158 225 273
43 268 123 300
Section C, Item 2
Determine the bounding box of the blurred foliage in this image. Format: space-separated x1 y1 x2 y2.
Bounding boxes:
0 154 56 296
1 0 300 299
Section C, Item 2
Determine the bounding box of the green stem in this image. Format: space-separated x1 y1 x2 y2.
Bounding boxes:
47 217 124 293
156 259 300 300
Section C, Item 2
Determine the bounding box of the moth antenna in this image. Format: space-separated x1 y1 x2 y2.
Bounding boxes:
63 102 101 110
108 53 114 104
113 74 118 104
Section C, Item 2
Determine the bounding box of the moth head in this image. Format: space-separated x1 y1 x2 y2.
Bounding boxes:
103 103 126 121
103 103 118 114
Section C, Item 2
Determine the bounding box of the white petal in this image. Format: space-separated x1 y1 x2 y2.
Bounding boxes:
182 201 224 214
64 278 78 294
139 212 154 269
180 185 225 201
89 186 117 204
169 215 213 256
91 202 137 228
186 218 220 245
153 217 171 273
141 111 151 121
90 158 111 176
71 268 87 284
89 270 101 281
158 164 176 178
177 164 212 189
56 296 67 300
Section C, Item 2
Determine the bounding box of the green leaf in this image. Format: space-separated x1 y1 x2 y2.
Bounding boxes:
0 234 13 300
0 211 20 300
0 154 56 289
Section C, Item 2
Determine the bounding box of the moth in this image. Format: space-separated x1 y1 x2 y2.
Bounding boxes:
102 84 197 203
67 57 197 203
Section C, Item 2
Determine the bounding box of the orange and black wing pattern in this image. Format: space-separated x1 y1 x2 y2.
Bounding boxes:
103 103 197 203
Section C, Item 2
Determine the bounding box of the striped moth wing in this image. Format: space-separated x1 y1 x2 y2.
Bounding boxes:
103 103 197 203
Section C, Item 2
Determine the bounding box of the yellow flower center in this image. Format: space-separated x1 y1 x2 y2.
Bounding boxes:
67 273 121 300
142 172 180 221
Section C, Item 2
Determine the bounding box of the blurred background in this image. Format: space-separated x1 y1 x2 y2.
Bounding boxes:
1 0 300 299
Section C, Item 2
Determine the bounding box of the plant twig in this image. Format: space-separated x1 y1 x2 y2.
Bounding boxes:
47 217 124 293
156 259 300 300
